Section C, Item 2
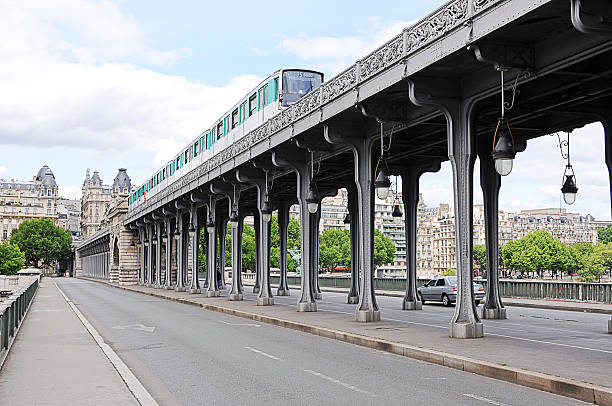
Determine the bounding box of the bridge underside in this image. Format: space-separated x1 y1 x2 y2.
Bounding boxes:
86 0 612 337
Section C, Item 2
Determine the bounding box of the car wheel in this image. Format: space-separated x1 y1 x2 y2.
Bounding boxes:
474 300 480 306
418 292 425 305
442 294 451 307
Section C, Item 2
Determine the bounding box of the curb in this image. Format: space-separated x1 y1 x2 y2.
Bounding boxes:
79 277 612 405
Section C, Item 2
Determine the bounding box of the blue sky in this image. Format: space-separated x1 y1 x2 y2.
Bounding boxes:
0 0 610 220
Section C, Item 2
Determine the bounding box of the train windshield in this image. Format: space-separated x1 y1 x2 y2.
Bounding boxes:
282 70 323 107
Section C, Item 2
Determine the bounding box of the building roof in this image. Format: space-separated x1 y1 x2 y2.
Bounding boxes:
112 168 131 190
36 165 57 187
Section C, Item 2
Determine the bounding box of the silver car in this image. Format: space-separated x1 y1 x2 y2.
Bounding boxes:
417 276 485 307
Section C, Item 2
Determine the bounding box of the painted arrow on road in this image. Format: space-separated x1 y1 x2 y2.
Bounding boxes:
112 323 156 333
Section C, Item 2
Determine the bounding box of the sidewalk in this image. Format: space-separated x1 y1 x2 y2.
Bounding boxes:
305 284 612 315
0 278 139 406
87 277 612 405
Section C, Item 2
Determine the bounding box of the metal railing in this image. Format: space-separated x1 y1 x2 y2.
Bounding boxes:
0 278 39 366
261 275 612 304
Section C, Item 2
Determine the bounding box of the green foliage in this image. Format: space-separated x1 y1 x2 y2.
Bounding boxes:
473 244 486 271
10 218 72 269
373 229 395 268
598 226 612 244
441 268 456 276
0 242 25 275
318 229 350 271
241 223 256 272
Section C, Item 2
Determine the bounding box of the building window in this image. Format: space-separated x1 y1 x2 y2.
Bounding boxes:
2 230 6 240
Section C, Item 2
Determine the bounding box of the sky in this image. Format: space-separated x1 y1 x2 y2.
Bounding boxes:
0 0 610 220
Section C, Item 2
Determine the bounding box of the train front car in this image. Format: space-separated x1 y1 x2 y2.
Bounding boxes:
280 69 324 107
127 68 324 214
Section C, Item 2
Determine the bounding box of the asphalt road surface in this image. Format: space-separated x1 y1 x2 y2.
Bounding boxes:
57 278 590 406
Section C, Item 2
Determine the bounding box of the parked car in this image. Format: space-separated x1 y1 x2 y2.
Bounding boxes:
417 276 485 307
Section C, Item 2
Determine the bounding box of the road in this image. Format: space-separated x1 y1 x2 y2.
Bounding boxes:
57 278 589 406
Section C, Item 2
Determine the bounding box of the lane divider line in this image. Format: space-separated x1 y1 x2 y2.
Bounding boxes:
54 281 159 406
244 346 284 362
463 393 512 406
303 369 376 397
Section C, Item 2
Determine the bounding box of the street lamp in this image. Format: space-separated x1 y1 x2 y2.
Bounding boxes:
375 167 392 199
161 229 168 244
392 203 403 224
206 217 215 233
306 184 319 214
492 69 516 176
229 208 239 228
343 212 351 224
558 132 578 205
188 223 196 239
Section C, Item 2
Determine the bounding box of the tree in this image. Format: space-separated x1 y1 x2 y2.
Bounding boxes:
441 268 456 276
473 244 486 273
0 242 25 275
318 229 350 271
241 223 256 272
10 218 72 269
373 229 395 268
598 226 612 244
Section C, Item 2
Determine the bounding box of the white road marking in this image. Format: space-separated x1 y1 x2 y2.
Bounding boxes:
463 393 511 406
112 323 156 333
303 369 376 397
486 332 612 355
244 346 284 362
31 309 63 312
54 281 159 406
217 320 261 327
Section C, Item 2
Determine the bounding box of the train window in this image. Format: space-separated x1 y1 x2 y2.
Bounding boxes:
217 122 223 140
163 168 166 179
259 84 269 108
176 157 180 169
231 109 238 129
184 150 189 163
249 94 257 116
194 141 199 157
224 116 229 135
240 102 247 123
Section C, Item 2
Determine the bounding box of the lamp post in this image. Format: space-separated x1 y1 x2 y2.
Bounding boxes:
558 132 578 205
491 69 516 176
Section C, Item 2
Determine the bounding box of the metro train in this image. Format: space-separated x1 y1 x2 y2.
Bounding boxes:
128 69 324 211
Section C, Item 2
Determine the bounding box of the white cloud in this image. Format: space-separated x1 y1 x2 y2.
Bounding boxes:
0 0 263 180
59 185 82 200
281 18 415 76
0 166 6 179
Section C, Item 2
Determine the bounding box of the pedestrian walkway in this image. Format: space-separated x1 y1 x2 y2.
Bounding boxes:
0 278 139 406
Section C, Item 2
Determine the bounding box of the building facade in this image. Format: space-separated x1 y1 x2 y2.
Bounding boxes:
0 165 60 241
81 168 131 238
57 198 81 235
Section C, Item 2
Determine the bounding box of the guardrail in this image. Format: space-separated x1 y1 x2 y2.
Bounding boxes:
0 278 39 367
260 275 612 304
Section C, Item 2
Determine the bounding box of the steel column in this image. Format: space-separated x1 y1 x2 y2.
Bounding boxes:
252 211 261 294
347 184 359 304
189 204 201 294
479 144 507 319
164 217 173 289
229 214 244 301
276 201 290 296
175 212 186 291
401 167 423 310
206 200 219 297
312 206 322 300
603 119 612 333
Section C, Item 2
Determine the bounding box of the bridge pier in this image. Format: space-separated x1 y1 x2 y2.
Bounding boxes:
138 226 144 285
236 167 274 306
603 118 612 333
272 150 317 312
324 126 380 322
217 216 228 290
479 144 507 320
346 184 359 304
175 210 187 292
205 199 220 297
229 212 244 301
188 204 201 294
400 165 440 311
252 211 261 294
276 200 291 297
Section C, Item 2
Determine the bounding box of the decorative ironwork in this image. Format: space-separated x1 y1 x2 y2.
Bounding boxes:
126 0 506 223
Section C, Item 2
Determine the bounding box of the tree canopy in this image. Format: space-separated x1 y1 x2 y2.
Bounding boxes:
0 242 25 275
10 218 72 269
598 226 612 244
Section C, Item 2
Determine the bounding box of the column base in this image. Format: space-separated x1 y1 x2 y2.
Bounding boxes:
229 293 243 301
145 283 152 287
276 288 290 296
356 309 380 322
189 288 201 294
402 300 422 310
252 286 260 294
297 302 317 312
206 290 220 297
481 307 507 320
450 321 484 338
175 286 186 292
164 285 174 290
608 318 612 334
257 297 274 306
314 292 322 300
347 295 359 304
